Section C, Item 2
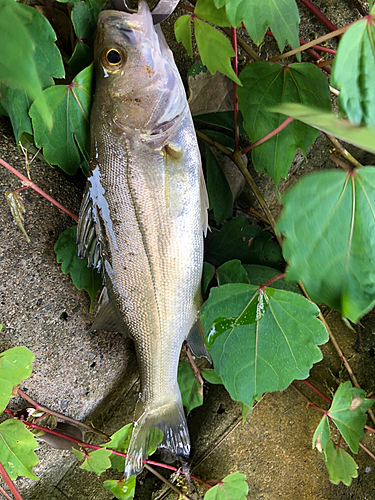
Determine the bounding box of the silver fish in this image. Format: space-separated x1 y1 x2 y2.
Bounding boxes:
77 0 209 478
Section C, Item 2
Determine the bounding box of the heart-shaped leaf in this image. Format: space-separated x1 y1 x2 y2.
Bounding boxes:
0 419 38 480
0 347 34 413
332 16 375 126
277 167 375 323
201 283 328 405
237 62 331 183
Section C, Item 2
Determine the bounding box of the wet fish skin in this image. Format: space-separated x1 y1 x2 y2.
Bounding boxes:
77 1 208 478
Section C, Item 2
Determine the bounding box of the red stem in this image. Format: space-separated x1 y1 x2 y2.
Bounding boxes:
0 460 24 500
259 273 286 290
241 117 294 155
231 27 240 151
177 2 194 13
6 418 212 489
298 0 339 33
302 380 332 404
0 158 79 222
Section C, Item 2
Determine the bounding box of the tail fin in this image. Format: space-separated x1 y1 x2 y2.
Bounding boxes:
124 399 190 478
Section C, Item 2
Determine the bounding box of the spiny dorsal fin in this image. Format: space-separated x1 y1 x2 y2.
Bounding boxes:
76 183 102 273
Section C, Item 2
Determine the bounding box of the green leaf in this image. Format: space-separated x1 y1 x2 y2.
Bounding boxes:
29 64 92 175
195 110 244 133
195 0 231 27
0 1 64 138
322 439 358 486
243 264 300 294
205 217 283 269
202 262 216 294
329 382 373 453
69 40 93 76
71 1 96 38
103 423 132 472
0 347 34 413
201 283 328 406
204 471 248 500
103 476 136 500
201 368 223 385
178 362 204 413
221 0 300 55
312 413 330 454
216 260 250 286
194 18 241 85
269 103 375 156
276 167 375 323
73 447 112 474
54 226 102 309
5 191 30 243
175 15 193 58
237 62 331 183
205 144 233 224
0 419 38 480
332 17 375 126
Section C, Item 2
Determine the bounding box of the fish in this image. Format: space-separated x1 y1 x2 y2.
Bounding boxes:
77 0 209 478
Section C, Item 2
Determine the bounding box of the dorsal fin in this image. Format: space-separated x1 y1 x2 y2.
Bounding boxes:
77 183 103 274
92 286 127 334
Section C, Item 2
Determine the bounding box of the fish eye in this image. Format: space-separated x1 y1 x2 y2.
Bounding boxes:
102 47 126 72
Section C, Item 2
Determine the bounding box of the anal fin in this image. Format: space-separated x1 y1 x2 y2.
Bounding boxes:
92 286 127 334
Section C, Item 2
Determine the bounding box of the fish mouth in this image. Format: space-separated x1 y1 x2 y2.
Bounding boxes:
109 0 180 25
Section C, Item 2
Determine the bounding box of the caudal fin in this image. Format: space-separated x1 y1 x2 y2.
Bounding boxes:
124 399 190 478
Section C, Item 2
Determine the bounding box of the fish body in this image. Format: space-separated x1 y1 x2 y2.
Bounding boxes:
77 1 208 477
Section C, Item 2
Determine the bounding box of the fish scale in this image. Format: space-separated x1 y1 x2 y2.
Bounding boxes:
77 0 209 478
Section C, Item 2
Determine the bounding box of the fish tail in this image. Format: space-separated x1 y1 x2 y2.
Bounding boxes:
124 397 190 478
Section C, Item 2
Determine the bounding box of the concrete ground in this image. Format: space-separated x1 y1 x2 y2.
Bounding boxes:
1 1 375 499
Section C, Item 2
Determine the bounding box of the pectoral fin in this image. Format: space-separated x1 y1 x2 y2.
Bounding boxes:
200 164 209 237
186 319 211 362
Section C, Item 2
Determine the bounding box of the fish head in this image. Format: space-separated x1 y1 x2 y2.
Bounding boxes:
94 0 186 139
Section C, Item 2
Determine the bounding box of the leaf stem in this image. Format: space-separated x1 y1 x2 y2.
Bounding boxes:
240 117 294 155
183 343 204 397
17 388 110 440
329 154 352 171
196 131 234 157
0 158 79 222
0 460 24 500
298 0 339 33
231 27 240 151
221 27 262 61
302 380 332 404
327 135 363 169
259 273 286 289
297 281 375 428
0 485 14 500
233 151 282 245
265 30 337 55
269 24 349 62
